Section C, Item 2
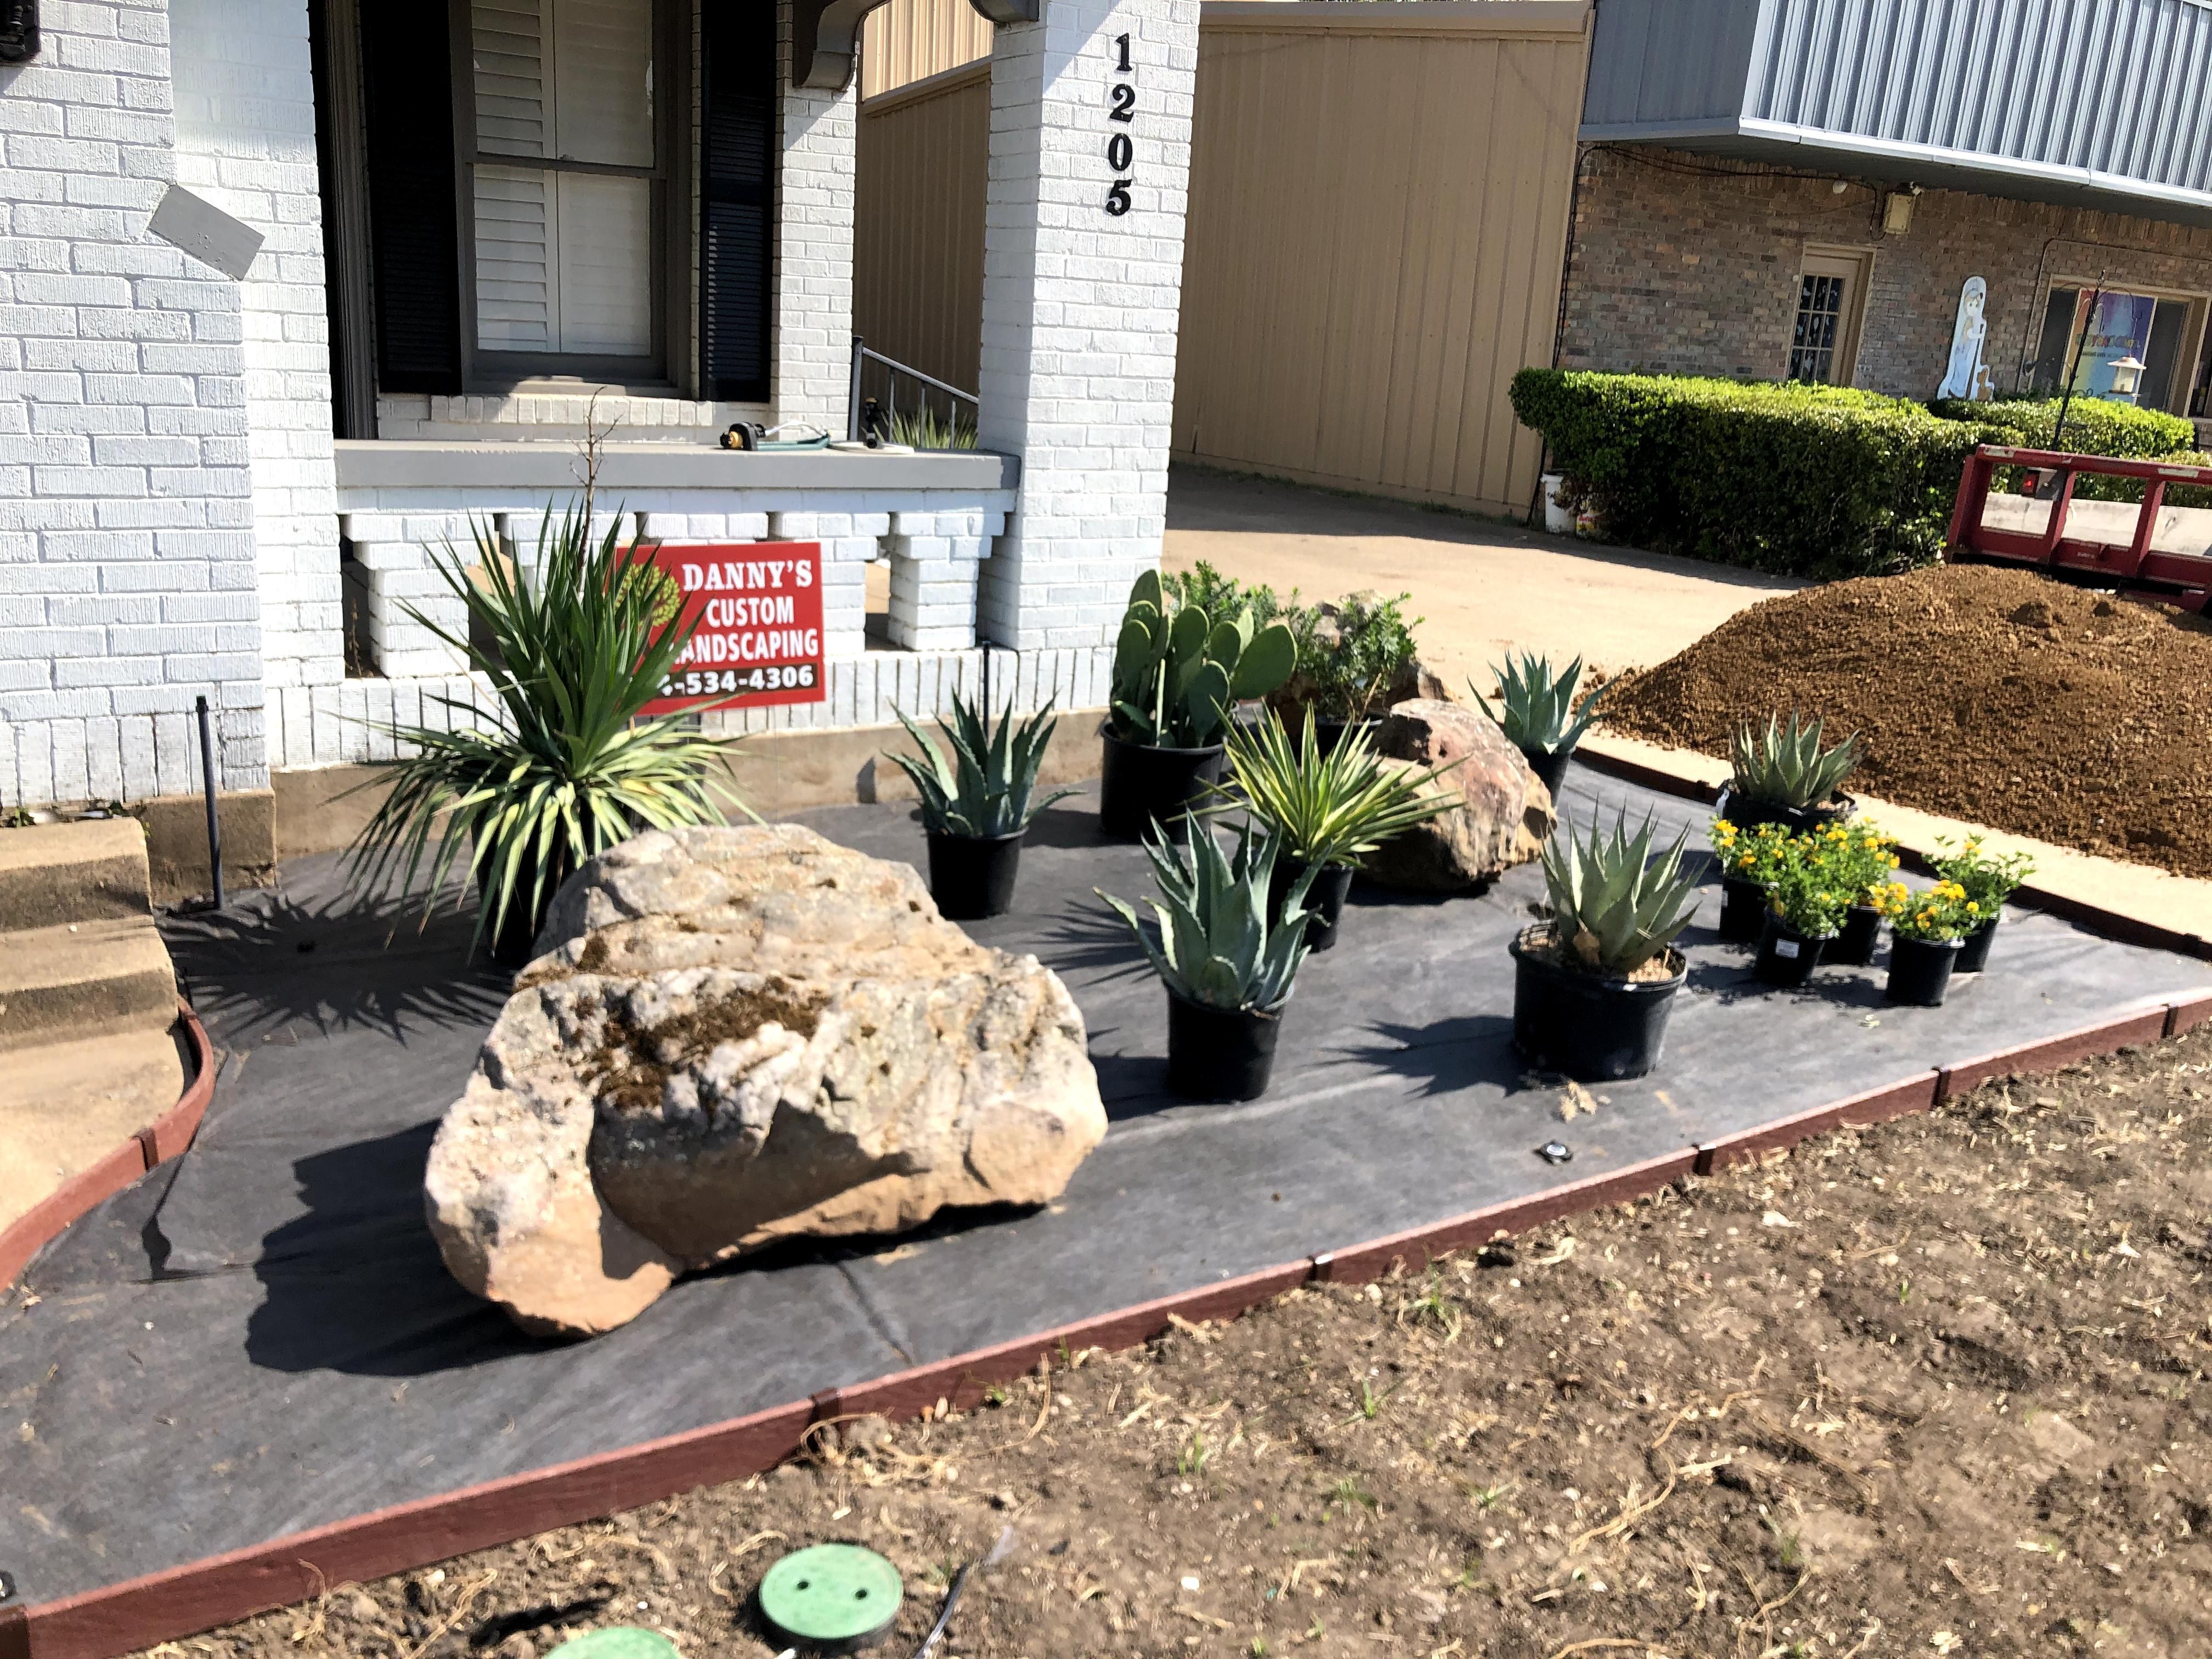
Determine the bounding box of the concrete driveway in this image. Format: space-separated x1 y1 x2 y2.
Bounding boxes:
1163 466 1802 691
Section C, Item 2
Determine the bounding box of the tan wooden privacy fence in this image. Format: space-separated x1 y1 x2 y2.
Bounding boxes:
854 1 1592 517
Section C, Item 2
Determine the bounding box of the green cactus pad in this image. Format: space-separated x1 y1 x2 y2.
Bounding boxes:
1228 622 1297 700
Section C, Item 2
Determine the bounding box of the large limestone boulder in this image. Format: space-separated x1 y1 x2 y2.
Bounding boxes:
425 824 1105 1337
1361 699 1555 893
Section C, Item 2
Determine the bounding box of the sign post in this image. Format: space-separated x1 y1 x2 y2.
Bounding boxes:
635 541 830 716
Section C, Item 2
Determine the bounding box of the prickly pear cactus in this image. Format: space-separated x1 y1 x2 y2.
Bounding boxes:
1107 571 1297 748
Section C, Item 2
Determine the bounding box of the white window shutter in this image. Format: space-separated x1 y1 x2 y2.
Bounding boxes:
473 2 549 159
553 0 656 168
473 165 555 353
554 173 652 354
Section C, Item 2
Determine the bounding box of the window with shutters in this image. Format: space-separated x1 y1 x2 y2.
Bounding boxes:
461 0 672 381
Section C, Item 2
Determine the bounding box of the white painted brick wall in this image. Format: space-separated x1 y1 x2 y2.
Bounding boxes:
977 0 1197 651
172 0 343 699
775 0 858 435
0 0 268 810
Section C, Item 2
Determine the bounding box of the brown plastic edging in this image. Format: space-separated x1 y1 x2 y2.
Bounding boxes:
16 989 2212 1658
1938 1007 2172 1102
13 1401 817 1659
1693 1073 1939 1176
0 998 213 1293
1311 1148 1698 1285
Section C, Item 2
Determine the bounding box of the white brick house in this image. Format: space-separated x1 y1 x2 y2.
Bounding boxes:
0 0 1198 815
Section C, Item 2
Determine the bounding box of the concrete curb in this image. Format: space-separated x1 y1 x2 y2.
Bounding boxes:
9 988 2212 1657
0 997 215 1293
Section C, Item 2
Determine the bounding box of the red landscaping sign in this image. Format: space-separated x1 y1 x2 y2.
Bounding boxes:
635 540 828 714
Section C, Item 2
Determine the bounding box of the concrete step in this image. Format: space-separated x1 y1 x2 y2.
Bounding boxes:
0 817 152 930
0 1026 186 1235
0 916 177 1054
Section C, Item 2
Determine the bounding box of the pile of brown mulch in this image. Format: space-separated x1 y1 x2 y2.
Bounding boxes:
156 1028 2212 1659
1597 564 2212 878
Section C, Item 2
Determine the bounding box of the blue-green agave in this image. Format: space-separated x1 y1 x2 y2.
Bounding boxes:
887 691 1076 837
1098 821 1314 1011
1540 810 1701 975
1477 651 1605 756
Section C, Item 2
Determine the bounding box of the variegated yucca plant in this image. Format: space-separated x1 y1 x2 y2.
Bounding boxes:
1221 706 1458 868
1541 810 1701 975
1098 821 1314 1011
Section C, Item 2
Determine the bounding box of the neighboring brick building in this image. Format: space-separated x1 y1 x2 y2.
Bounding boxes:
1561 144 2212 413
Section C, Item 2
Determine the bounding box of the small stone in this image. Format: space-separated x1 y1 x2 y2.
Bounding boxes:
347 1594 381 1622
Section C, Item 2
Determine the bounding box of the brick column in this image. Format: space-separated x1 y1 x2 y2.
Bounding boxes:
975 0 1198 651
775 0 859 433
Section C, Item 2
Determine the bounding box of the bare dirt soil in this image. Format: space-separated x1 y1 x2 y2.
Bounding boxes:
157 1025 2212 1659
1597 565 2212 881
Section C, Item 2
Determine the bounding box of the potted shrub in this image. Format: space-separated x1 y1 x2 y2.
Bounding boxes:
1755 838 1850 988
1870 878 1976 1006
347 505 747 967
1475 651 1605 799
1706 816 1792 944
887 692 1076 921
1218 706 1460 951
1099 821 1314 1101
1933 836 2034 973
1103 571 1297 841
1510 811 1700 1081
1722 712 1860 832
1282 591 1421 756
1812 820 1903 967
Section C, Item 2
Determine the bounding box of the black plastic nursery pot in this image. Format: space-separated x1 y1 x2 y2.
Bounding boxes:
1099 725 1226 842
1300 715 1384 761
1508 927 1686 1082
477 856 570 968
1756 915 1832 988
1266 857 1356 952
1888 933 1964 1006
926 828 1024 921
1827 903 1884 967
1717 786 1856 835
1166 989 1283 1101
1955 913 2000 973
1717 874 1768 943
1520 745 1573 800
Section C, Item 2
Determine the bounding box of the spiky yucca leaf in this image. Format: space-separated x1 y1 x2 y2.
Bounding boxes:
1730 712 1860 811
887 692 1078 837
345 502 748 951
1477 652 1605 755
1097 821 1314 1011
1222 706 1459 868
1540 810 1700 974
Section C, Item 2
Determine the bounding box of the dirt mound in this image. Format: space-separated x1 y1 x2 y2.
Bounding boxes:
1600 563 2212 877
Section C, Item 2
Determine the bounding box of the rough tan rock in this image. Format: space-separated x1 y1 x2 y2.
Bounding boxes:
1360 699 1555 893
424 825 1105 1336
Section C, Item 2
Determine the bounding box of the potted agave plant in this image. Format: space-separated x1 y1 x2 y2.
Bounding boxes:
1099 821 1313 1101
347 504 746 967
1511 811 1700 1081
1706 816 1791 944
1219 706 1460 951
1722 712 1860 833
1870 877 1976 1006
1104 571 1297 840
1810 819 1902 967
1476 651 1605 799
1933 836 2034 973
887 691 1077 921
1755 838 1850 988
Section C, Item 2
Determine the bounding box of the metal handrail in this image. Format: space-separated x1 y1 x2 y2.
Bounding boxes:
847 336 979 442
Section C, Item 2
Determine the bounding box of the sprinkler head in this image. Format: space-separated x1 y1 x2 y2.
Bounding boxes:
1536 1141 1573 1166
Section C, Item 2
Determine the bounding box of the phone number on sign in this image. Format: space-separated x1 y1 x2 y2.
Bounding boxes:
660 664 819 698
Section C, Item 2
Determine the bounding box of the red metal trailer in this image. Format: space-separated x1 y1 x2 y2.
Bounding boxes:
1945 444 2212 612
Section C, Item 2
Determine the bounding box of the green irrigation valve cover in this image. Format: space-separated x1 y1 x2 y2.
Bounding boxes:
758 1543 904 1649
544 1630 682 1659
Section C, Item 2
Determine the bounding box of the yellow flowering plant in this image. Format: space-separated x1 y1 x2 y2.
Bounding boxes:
1933 836 2034 916
1870 878 1977 941
1764 838 1853 938
1708 816 1793 887
1812 819 1901 905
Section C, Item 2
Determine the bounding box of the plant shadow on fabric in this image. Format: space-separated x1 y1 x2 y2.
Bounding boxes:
344 501 748 958
1342 1015 1522 1098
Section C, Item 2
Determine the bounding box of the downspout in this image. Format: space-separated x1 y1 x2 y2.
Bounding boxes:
1528 1 1599 530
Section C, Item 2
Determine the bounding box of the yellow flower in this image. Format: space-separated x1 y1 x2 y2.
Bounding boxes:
1966 901 1979 913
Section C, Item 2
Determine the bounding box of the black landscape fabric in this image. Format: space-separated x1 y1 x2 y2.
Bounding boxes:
2 767 2203 1605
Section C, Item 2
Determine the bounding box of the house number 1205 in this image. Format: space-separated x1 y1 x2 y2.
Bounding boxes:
1105 31 1134 215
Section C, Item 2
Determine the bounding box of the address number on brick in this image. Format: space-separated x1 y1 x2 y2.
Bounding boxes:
1105 31 1134 216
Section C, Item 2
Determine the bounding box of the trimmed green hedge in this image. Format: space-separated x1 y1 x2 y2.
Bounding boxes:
1931 396 2195 458
1510 370 1982 579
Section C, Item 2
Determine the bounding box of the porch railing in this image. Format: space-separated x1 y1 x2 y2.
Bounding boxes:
847 336 979 446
